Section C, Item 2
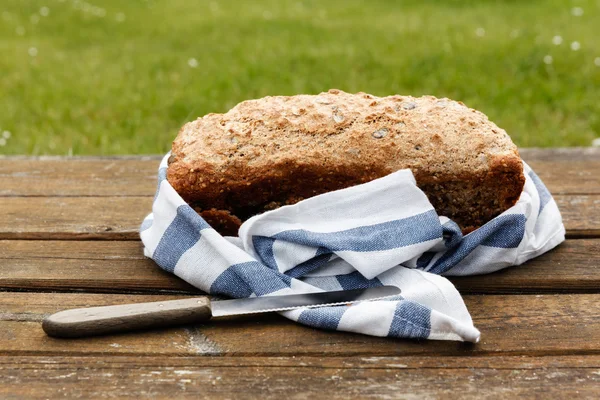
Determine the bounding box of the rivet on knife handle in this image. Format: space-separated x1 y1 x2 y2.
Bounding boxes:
42 297 212 338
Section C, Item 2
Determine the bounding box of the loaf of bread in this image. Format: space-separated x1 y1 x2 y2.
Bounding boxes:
167 89 525 236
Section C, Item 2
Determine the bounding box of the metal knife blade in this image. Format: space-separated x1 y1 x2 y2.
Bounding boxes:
42 286 401 338
211 286 401 317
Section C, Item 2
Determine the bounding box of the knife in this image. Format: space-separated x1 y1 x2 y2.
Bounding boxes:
42 286 401 338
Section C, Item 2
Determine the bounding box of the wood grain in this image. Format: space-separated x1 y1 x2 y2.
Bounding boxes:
1 149 598 197
519 148 600 195
450 238 600 293
519 147 600 163
0 193 597 240
0 196 152 240
0 157 160 197
1 292 599 357
1 239 598 294
0 240 196 293
0 355 598 399
554 195 600 238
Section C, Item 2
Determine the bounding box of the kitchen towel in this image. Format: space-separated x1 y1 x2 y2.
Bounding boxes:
140 153 565 342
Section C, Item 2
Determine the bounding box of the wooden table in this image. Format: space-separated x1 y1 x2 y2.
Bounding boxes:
1 148 599 399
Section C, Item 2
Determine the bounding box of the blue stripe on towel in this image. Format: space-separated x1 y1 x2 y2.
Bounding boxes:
158 167 168 182
271 210 442 252
416 252 436 269
286 249 332 279
428 213 526 275
210 261 292 297
252 236 278 270
297 305 348 330
153 206 211 272
388 301 431 339
442 219 463 248
140 217 153 232
337 271 383 290
153 167 168 201
529 170 552 215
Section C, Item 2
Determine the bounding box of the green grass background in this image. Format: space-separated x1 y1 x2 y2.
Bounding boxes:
1 0 599 155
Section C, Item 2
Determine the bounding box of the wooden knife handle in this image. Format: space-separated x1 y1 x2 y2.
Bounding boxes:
42 297 212 338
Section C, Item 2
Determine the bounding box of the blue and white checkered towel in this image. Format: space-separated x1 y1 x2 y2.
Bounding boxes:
140 153 565 342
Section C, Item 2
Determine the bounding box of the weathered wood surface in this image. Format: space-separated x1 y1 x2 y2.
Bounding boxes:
0 196 151 240
0 240 196 293
1 239 598 294
0 156 161 197
0 355 598 400
0 150 598 399
1 292 599 357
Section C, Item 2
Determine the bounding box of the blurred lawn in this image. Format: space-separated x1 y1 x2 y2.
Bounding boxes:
1 0 599 155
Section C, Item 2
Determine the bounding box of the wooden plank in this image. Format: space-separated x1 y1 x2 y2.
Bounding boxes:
0 196 152 240
0 193 598 240
1 292 599 357
525 159 600 195
519 147 600 163
502 148 600 197
0 157 160 197
0 355 598 399
0 148 598 197
555 195 600 238
1 239 598 294
0 240 197 294
451 238 600 293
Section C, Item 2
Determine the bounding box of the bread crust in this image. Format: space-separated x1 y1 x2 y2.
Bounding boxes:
167 89 525 235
